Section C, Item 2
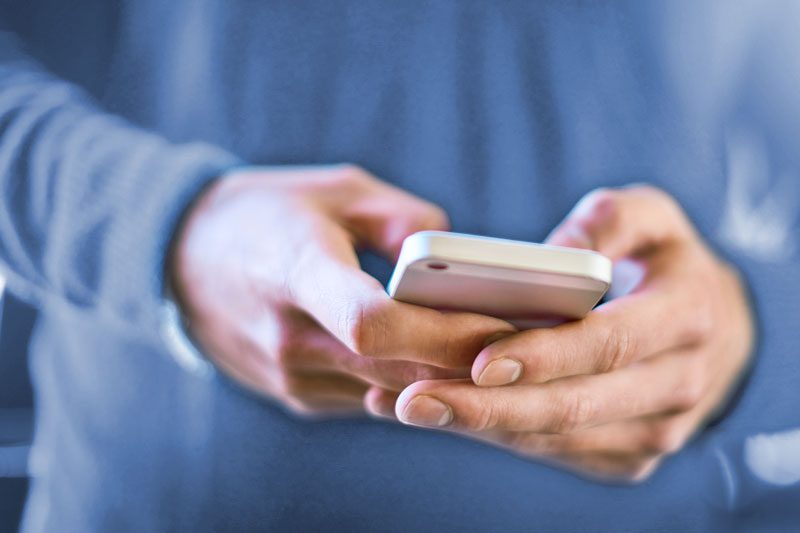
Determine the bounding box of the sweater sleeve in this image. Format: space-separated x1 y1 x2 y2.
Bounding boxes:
0 31 243 335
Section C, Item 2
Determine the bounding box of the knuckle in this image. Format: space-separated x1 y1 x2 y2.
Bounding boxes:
651 187 681 213
632 183 667 199
342 300 390 357
503 432 534 453
468 401 500 432
686 299 715 344
519 329 553 382
601 323 635 372
272 370 301 398
583 187 616 207
637 185 689 229
451 389 503 432
644 421 687 455
581 188 621 226
571 188 625 249
722 262 748 301
317 165 352 190
508 433 558 456
411 365 447 384
424 203 450 231
396 364 438 388
552 393 596 434
272 327 302 367
396 365 423 388
628 183 676 210
320 164 374 193
333 163 367 183
672 365 706 411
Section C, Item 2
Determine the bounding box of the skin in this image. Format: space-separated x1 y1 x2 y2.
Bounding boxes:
170 165 515 416
369 185 755 482
172 167 754 482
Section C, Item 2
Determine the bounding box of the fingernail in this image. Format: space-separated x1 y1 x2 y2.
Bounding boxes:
477 358 522 386
400 395 453 427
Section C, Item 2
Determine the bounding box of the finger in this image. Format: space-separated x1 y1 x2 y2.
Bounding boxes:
349 175 450 260
546 185 696 260
472 282 712 385
295 336 473 392
263 310 470 389
508 361 723 457
343 357 471 391
317 165 451 260
279 371 370 417
437 424 664 482
286 326 473 390
364 387 399 420
217 346 370 414
397 351 705 433
519 369 719 457
543 453 662 484
283 169 514 367
294 264 516 367
245 164 450 261
429 419 665 482
289 371 371 399
490 414 698 457
287 397 366 419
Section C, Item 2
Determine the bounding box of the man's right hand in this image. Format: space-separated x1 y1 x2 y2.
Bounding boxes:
170 165 515 417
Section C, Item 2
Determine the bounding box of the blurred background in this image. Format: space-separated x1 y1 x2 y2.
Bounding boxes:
0 283 36 533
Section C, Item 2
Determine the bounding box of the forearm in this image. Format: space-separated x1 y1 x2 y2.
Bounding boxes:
0 31 241 333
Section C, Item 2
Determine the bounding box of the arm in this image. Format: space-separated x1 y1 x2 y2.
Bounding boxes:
0 30 241 334
0 31 516 414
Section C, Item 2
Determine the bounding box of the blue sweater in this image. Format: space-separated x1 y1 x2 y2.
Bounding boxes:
1 1 799 531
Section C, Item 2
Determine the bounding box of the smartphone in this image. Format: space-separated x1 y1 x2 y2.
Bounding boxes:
387 231 611 328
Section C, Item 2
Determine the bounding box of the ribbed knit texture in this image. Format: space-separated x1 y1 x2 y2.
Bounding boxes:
0 2 798 531
0 33 241 335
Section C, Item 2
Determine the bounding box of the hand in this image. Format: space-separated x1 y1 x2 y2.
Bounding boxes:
367 185 755 482
170 165 514 417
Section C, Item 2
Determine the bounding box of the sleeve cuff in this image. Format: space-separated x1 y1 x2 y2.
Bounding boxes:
103 139 244 336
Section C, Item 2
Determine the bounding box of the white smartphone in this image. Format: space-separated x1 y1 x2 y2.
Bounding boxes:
387 231 612 329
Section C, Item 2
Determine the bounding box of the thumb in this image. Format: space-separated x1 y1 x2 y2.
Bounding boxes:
333 166 450 261
545 185 694 261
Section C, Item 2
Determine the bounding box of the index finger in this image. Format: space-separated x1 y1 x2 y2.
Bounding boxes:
296 262 516 368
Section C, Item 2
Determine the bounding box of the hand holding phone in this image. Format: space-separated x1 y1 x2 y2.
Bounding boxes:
375 186 754 483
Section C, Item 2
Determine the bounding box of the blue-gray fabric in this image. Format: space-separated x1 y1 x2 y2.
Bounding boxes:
1 1 799 531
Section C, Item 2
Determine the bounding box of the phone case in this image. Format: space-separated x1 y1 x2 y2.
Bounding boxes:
387 231 612 328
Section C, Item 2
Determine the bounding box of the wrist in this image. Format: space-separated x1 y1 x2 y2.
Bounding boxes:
161 169 241 373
